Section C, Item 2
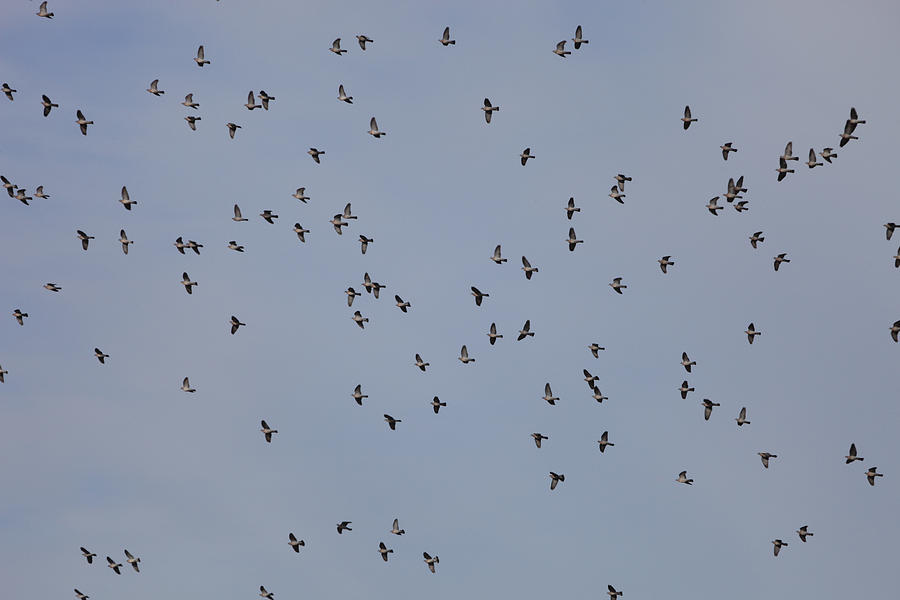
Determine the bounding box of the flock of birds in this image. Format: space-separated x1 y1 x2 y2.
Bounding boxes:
2 4 895 599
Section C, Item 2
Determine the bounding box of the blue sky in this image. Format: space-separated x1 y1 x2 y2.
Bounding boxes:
1 1 899 598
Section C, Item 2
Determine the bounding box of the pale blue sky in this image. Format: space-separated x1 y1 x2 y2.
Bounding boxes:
1 1 899 599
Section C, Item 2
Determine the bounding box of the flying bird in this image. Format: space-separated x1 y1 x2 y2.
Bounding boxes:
482 98 499 123
260 210 278 224
391 518 405 535
706 196 723 215
330 38 348 55
572 25 589 48
542 383 559 405
378 542 393 561
549 472 565 490
866 466 884 486
184 116 201 130
80 547 97 564
44 283 62 292
181 377 195 393
609 277 627 294
352 384 368 405
227 241 244 252
532 433 548 448
614 173 632 191
337 521 352 534
745 323 761 344
308 148 325 163
76 110 93 135
356 34 373 50
194 45 210 66
41 94 59 116
94 348 109 364
806 148 823 168
439 27 455 46
181 272 197 294
749 231 765 248
597 431 614 453
77 230 94 251
233 204 248 222
384 414 401 430
1 83 15 101
13 309 27 326
124 550 140 573
607 585 623 600
658 256 674 273
259 586 274 600
288 533 304 552
368 117 386 138
679 381 694 399
774 253 790 271
430 396 446 413
146 79 164 96
845 443 863 463
592 387 608 403
244 91 261 110
772 539 788 557
682 352 696 373
119 186 136 210
521 256 538 279
458 345 474 364
720 142 737 160
357 235 373 254
226 123 241 138
609 186 625 203
820 147 837 163
839 119 859 147
75 590 88 600
423 552 439 573
37 2 54 18
758 452 777 469
565 197 580 219
338 84 353 103
676 470 693 485
414 354 429 372
294 223 310 242
566 227 583 251
736 406 750 426
702 399 720 420
517 320 534 341
395 295 411 313
589 343 605 358
230 315 245 334
345 287 359 307
182 93 199 109
471 286 489 306
258 90 275 110
487 322 503 345
106 556 123 574
583 369 599 387
553 40 571 57
490 245 507 264
292 188 309 203
681 105 697 129
352 311 369 329
776 157 795 181
885 222 896 241
520 147 535 165
260 420 277 443
796 526 814 542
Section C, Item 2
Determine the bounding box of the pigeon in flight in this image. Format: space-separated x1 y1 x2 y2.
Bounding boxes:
228 241 244 252
845 443 863 463
609 186 625 204
702 399 720 420
885 222 896 241
736 406 750 426
597 431 614 453
308 148 325 163
553 40 571 57
378 542 393 562
356 34 373 50
181 272 197 294
368 117 386 138
41 94 59 116
591 387 608 403
330 38 348 55
772 539 788 556
226 123 241 138
258 90 274 110
337 521 352 534
819 147 837 163
352 311 369 329
423 552 439 573
572 25 589 48
181 377 195 393
607 585 623 600
542 383 559 405
260 420 277 443
37 2 54 18
77 230 94 251
13 309 27 326
182 93 199 109
1 83 15 101
676 470 693 485
583 369 599 387
230 315 245 334
384 414 401 430
76 110 93 135
292 188 310 203
345 288 359 307
679 381 694 399
259 586 274 599
124 550 140 573
658 256 674 273
796 526 814 542
565 197 580 219
471 286 489 306
487 322 503 345
146 79 164 96
80 547 97 564
233 204 248 222
338 84 353 103
194 45 210 66
517 320 534 341
439 27 455 46
352 384 368 406
589 343 605 358
614 173 632 191
520 147 535 165
414 354 429 371
294 223 310 242
94 348 109 364
260 210 278 224
532 433 548 448
184 116 200 131
391 518 405 535
244 91 261 110
288 533 304 552
549 472 565 490
106 556 123 574
681 352 696 373
720 142 737 160
758 452 777 469
458 345 474 364
566 227 583 251
839 119 859 147
44 283 62 292
749 231 765 248
609 277 627 294
776 157 795 181
745 323 761 344
806 148 823 168
482 98 499 123
521 256 538 279
75 590 88 600
119 186 136 210
706 196 723 215
681 105 697 129
774 253 790 271
395 295 411 313
866 466 884 486
430 397 446 414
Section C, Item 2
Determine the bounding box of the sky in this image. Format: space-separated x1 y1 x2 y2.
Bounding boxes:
1 0 899 598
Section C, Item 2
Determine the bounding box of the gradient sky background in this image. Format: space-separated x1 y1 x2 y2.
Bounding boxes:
2 1 899 598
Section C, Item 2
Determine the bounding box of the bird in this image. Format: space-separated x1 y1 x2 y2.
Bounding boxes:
119 186 136 210
572 25 589 48
532 433 548 448
542 383 559 405
14 188 32 205
734 200 750 213
1 83 15 101
37 2 54 18
1 175 14 196
658 256 674 273
337 84 353 103
597 431 614 453
352 311 369 329
489 245 508 264
260 210 278 224
724 177 744 202
423 552 439 573
487 322 503 345
345 288 359 307
430 396 446 414
553 40 571 57
244 91 261 110
226 123 241 138
482 98 499 123
471 286 489 306
702 399 720 420
774 253 790 271
74 590 89 600
745 323 761 344
184 116 201 130
866 466 884 486
517 320 534 341
614 173 632 191
359 235 373 254
806 148 823 168
44 283 61 292
439 26 455 46
679 381 694 399
94 348 109 364
368 117 386 138
13 309 27 326
845 443 863 463
330 38 347 55
259 586 274 600
77 230 94 251
776 157 794 181
0 364 6 382
384 414 401 430
848 106 866 128
583 369 599 387
772 539 788 556
228 241 244 252
391 518 405 535
351 384 368 405
337 521 352 534
181 377 195 393
676 470 693 485
106 556 123 574
721 142 737 160
232 205 248 222
758 452 777 469
565 197 580 219
458 345 474 364
820 147 837 163
607 585 623 600
886 222 897 241
609 277 627 294
342 203 357 220
591 387 608 403
566 227 583 251
182 93 199 109
258 90 275 110
146 79 164 96
749 231 765 248
379 542 393 561
839 119 859 147
891 320 900 342
681 352 696 373
736 406 750 426
288 533 304 552
230 315 245 334
681 105 697 129
356 34 373 50
796 526 813 542
41 94 58 116
414 354 429 371
781 141 799 162
260 420 277 443
181 272 197 294
80 547 97 564
520 147 535 165
294 223 310 242
589 343 605 358
292 188 309 203
124 550 140 573
194 46 210 66
521 256 538 279
395 295 411 313
308 148 324 163
76 109 93 135
609 186 625 203
706 196 723 215
549 472 565 490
